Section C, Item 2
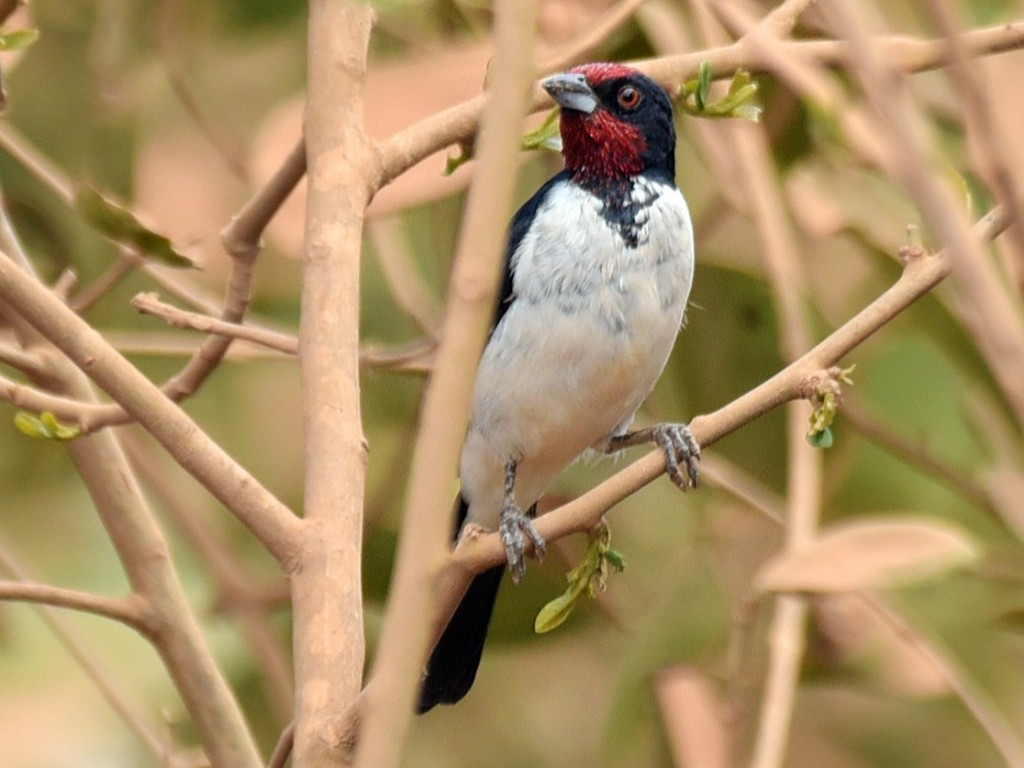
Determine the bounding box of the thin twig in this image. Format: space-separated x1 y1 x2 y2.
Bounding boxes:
266 722 295 768
132 292 299 355
0 581 150 632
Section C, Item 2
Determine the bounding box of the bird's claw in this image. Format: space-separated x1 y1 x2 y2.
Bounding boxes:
651 423 701 490
499 502 546 583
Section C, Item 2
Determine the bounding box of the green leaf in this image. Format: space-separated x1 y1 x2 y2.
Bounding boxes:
521 107 562 153
14 411 81 441
603 547 627 571
696 61 712 111
680 66 762 122
806 426 833 449
535 521 625 633
534 577 589 633
0 29 40 52
74 184 194 268
805 366 855 449
443 151 470 177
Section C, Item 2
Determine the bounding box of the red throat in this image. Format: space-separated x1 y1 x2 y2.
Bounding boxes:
560 108 646 181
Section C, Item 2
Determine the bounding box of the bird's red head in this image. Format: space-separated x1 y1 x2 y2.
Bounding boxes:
542 63 677 185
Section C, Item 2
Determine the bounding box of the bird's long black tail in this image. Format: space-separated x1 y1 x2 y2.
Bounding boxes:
418 495 505 713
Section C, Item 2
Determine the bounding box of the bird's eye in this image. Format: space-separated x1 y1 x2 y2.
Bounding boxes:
617 85 642 110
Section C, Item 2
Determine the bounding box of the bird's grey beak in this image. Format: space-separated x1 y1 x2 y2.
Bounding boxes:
542 72 598 114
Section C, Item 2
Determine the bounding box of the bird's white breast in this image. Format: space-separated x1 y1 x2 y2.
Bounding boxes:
461 177 694 529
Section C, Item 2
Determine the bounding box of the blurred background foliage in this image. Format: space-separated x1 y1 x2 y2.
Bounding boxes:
1 0 1024 767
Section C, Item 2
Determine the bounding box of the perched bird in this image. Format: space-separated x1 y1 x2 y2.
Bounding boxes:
418 62 699 712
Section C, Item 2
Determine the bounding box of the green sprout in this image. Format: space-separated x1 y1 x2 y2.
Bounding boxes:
0 28 39 52
15 411 82 442
806 365 855 449
680 62 762 122
535 520 625 634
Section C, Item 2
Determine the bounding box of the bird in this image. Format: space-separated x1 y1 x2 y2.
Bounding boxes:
418 62 699 713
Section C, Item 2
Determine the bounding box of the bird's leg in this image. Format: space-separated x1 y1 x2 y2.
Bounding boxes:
605 423 701 490
499 459 546 583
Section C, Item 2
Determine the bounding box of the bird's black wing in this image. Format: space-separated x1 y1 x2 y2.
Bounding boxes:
490 170 570 332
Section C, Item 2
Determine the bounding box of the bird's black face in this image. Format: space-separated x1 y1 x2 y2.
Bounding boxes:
542 63 677 183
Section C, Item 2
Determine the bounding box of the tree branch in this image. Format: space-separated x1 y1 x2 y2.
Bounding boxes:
0 249 303 566
291 2 374 766
0 581 150 632
132 292 299 355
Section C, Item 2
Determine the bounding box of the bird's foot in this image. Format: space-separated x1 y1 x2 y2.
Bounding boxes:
650 423 701 490
607 422 701 490
499 501 546 584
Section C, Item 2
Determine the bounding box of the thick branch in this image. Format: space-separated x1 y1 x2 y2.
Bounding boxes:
291 2 374 767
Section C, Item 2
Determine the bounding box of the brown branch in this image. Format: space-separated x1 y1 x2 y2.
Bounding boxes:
290 2 375 766
132 292 300 355
0 248 303 566
655 667 729 768
0 341 47 377
688 4 826 762
221 139 307 258
267 723 296 768
0 581 150 632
